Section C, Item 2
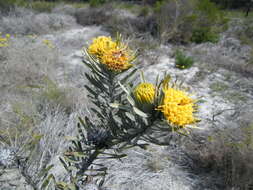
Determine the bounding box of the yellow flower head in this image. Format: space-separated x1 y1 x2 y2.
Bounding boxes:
157 87 197 127
133 83 155 104
88 36 134 72
100 49 133 72
88 36 117 58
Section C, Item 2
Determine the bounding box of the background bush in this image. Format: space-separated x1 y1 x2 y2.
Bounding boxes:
174 50 194 69
191 27 219 43
152 0 227 44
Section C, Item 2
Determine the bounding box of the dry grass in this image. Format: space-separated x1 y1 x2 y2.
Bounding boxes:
0 7 77 35
179 121 253 189
0 18 86 185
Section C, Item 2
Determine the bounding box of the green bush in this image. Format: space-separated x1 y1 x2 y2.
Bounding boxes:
29 1 58 12
191 27 219 43
152 0 226 44
175 50 194 69
89 0 106 7
0 0 19 12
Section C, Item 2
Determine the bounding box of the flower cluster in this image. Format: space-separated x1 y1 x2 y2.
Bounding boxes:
133 83 155 104
157 87 196 127
133 80 197 129
0 33 10 47
88 36 134 72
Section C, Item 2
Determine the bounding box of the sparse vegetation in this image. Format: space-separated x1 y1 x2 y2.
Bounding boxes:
210 82 229 92
0 0 253 190
183 122 253 189
191 27 219 43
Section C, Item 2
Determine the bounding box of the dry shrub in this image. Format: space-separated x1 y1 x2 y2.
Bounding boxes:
0 37 82 187
52 4 78 16
0 34 80 148
0 7 77 35
182 122 253 189
75 4 155 37
153 0 196 44
75 6 111 26
0 37 58 96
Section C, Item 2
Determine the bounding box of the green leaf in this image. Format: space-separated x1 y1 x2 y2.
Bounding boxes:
97 154 127 159
56 181 69 189
140 71 145 83
41 174 55 189
78 117 89 129
109 103 131 111
120 68 138 84
84 85 98 97
67 151 85 158
63 156 80 164
133 107 148 118
59 157 69 172
64 136 78 141
109 103 120 108
85 73 107 92
127 95 135 106
125 112 135 121
90 108 105 119
38 164 54 178
118 82 130 95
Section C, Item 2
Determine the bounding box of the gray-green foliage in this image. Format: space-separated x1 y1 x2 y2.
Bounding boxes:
50 40 179 189
52 49 146 189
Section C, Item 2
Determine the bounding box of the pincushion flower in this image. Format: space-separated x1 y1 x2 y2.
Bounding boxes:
88 36 134 72
157 87 197 128
133 82 155 113
88 36 117 58
134 83 155 104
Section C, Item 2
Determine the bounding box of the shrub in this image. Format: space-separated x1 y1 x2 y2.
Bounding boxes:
175 50 194 69
191 27 219 43
183 122 253 189
89 0 107 7
29 1 58 12
47 35 201 189
152 0 227 44
35 77 77 114
0 7 77 35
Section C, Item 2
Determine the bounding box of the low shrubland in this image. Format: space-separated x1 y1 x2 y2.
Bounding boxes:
0 1 253 189
182 120 253 189
0 28 84 189
0 7 77 35
74 0 228 45
0 0 88 13
1 0 228 45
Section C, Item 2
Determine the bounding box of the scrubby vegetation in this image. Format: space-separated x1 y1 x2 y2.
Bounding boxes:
0 0 253 189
